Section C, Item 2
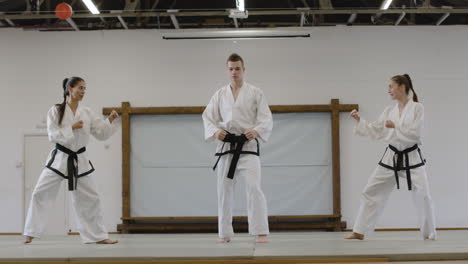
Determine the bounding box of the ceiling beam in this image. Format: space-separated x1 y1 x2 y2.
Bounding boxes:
111 10 129 29
319 0 333 9
1 8 468 20
168 10 180 29
5 19 16 26
124 0 140 11
66 18 80 31
436 13 450 25
25 0 45 14
233 17 239 28
436 6 453 26
395 11 406 25
347 13 357 24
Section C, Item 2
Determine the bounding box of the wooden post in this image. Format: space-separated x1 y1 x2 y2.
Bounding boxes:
330 99 342 230
121 102 131 233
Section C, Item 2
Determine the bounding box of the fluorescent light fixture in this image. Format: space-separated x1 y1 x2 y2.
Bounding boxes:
236 0 245 12
82 0 100 14
229 9 248 19
380 0 393 10
162 29 310 40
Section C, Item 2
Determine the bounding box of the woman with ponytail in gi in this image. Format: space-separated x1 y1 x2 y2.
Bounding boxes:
345 74 437 241
24 77 119 244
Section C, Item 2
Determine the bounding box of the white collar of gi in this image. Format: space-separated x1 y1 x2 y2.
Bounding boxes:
66 103 81 117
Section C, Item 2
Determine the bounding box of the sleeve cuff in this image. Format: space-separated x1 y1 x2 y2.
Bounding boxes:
205 130 217 142
254 128 270 142
354 119 367 135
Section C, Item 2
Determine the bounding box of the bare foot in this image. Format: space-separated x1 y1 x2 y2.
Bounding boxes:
217 237 231 243
24 236 34 244
96 239 118 244
256 235 269 243
344 232 364 240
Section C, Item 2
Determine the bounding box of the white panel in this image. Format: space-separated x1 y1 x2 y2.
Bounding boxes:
130 112 332 217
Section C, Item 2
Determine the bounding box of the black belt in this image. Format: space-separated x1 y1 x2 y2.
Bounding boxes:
46 143 94 191
212 132 260 179
378 144 425 190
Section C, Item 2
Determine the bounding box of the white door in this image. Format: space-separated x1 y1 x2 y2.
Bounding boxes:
24 134 69 235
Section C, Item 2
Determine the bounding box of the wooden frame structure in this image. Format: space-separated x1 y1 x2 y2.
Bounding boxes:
103 99 358 233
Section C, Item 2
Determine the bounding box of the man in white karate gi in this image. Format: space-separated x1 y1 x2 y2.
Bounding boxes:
202 53 273 243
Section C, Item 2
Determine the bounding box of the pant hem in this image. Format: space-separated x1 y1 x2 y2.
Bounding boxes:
23 232 41 238
250 230 270 236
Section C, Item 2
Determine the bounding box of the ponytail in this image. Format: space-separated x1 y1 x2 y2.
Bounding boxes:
403 74 418 102
391 74 419 102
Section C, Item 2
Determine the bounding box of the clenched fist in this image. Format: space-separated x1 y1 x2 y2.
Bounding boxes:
350 109 360 121
385 120 395 128
244 129 259 141
108 110 119 123
72 120 84 130
215 130 227 141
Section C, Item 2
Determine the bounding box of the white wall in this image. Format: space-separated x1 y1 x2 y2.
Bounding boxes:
1 26 467 233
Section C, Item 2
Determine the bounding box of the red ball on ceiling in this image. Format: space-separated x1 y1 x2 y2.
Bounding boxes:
55 2 73 20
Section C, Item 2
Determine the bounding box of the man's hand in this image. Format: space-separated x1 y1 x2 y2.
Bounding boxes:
244 129 259 141
215 130 227 141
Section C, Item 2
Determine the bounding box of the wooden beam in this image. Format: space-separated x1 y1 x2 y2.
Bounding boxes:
103 103 359 115
121 215 341 221
117 221 347 232
336 104 359 112
36 257 387 264
271 105 332 113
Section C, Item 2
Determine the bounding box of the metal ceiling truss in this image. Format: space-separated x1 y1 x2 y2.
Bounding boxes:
1 7 467 30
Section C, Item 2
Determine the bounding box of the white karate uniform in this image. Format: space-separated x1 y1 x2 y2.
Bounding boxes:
23 104 118 243
202 82 273 238
352 100 436 239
